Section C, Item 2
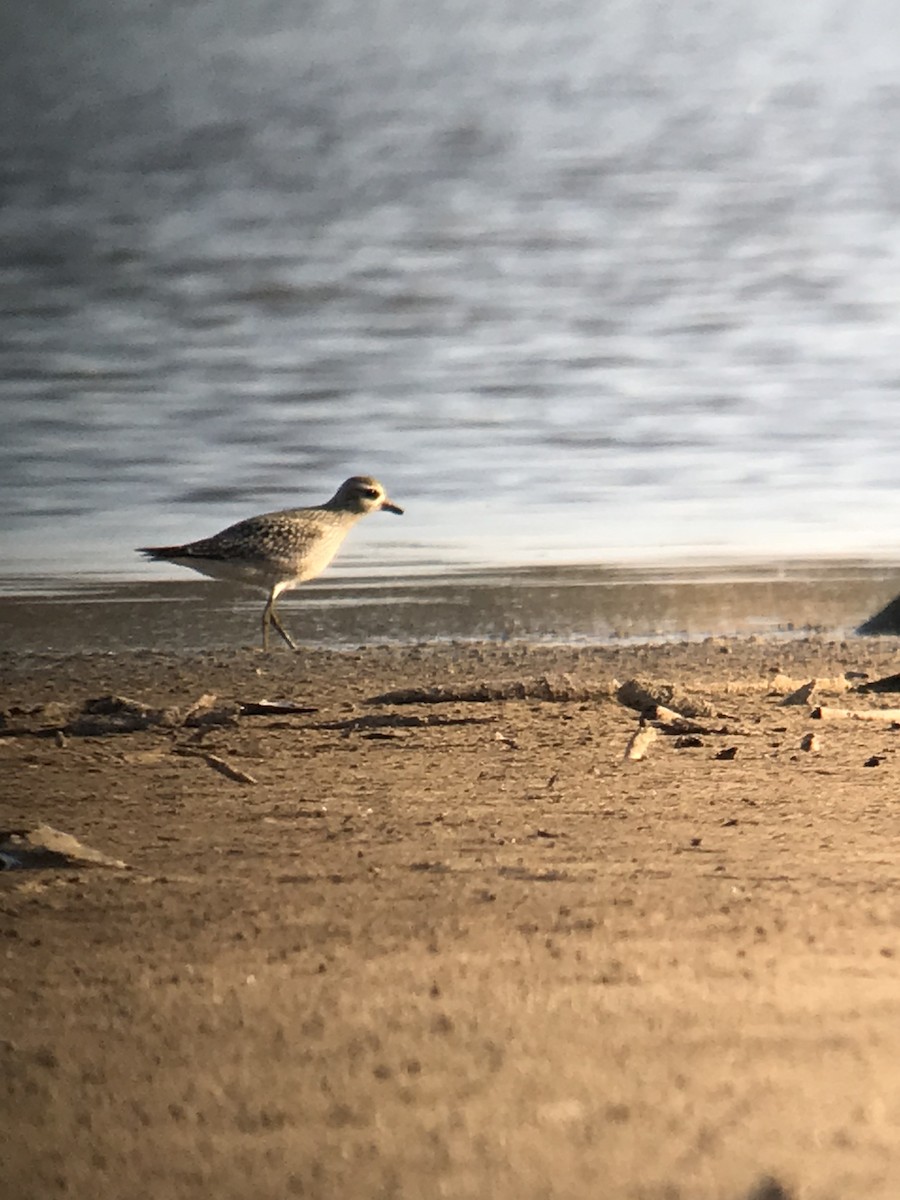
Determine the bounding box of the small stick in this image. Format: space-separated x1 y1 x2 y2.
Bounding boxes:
174 746 258 784
201 754 259 785
811 706 900 723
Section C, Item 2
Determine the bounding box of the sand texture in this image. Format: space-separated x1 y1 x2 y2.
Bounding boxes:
4 637 900 1199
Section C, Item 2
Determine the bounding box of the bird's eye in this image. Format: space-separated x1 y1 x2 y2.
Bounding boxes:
362 487 379 499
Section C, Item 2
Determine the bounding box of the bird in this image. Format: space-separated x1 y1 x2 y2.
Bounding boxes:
138 475 403 651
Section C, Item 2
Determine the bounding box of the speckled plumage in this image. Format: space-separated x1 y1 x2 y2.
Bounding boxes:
138 476 403 650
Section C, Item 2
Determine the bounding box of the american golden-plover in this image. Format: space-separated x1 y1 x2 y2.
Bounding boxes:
138 475 403 650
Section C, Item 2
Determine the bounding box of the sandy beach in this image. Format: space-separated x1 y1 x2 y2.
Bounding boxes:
4 632 900 1199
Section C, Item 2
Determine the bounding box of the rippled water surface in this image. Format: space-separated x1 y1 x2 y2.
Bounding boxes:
3 0 900 587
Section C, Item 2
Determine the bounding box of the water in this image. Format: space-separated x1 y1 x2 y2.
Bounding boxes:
3 0 900 590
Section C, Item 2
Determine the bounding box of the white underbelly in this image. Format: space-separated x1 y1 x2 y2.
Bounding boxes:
166 556 289 590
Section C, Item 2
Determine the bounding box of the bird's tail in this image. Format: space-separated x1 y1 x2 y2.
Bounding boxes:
137 546 184 560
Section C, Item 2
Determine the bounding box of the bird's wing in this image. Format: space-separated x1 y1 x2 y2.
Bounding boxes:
178 508 328 563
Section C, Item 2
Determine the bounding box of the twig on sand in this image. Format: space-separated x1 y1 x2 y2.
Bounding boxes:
811 706 900 723
173 747 258 785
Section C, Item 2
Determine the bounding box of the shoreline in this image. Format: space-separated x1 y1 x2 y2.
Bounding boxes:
2 556 900 654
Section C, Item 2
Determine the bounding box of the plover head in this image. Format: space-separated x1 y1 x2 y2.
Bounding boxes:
328 476 403 516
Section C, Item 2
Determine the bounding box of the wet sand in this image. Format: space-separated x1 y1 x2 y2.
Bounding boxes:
3 556 900 653
4 632 900 1199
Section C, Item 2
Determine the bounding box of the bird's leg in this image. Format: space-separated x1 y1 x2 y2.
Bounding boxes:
270 608 299 651
262 588 298 651
261 605 270 652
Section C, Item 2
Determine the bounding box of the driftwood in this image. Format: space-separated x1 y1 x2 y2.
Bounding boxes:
238 700 318 716
65 695 175 737
182 694 241 728
650 705 715 735
312 713 495 732
811 706 900 723
616 678 714 719
172 747 258 785
366 675 614 706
